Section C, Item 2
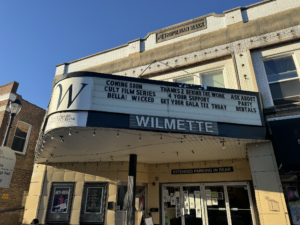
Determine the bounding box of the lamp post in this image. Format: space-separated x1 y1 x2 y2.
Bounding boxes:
2 99 22 146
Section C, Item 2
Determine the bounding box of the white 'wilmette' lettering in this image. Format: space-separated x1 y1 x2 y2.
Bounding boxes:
136 116 149 127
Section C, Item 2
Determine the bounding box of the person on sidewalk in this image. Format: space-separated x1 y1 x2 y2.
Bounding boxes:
31 219 39 225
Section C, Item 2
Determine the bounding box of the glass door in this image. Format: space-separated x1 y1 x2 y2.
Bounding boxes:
204 185 229 225
162 182 256 225
203 182 256 225
162 185 182 225
162 184 204 225
182 185 204 225
227 185 254 225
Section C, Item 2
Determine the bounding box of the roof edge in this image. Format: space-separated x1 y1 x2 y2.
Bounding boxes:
241 0 276 10
56 0 277 68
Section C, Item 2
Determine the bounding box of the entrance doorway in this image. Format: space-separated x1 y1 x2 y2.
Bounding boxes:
161 182 256 225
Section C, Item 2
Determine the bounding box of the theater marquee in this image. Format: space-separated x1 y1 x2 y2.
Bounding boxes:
48 73 263 129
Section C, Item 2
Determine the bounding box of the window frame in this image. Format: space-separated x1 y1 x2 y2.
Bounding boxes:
262 53 300 102
172 68 225 88
173 75 199 85
199 69 226 88
11 121 32 155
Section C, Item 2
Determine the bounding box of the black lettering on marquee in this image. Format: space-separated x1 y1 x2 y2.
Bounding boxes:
56 83 88 110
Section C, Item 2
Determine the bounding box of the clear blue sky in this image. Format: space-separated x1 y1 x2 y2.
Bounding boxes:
0 0 260 109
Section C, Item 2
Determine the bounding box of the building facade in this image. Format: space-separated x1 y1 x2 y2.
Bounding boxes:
0 81 45 225
23 0 300 224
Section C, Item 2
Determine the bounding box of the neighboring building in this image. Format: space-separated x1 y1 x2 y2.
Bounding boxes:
0 81 45 225
22 0 300 225
251 43 300 224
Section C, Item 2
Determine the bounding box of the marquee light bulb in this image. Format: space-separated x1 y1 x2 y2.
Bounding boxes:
222 142 225 149
69 131 72 136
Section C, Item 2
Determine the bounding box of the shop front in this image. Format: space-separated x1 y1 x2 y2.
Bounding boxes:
22 71 288 225
161 181 255 225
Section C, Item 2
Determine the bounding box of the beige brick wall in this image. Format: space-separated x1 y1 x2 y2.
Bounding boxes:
23 162 148 225
248 142 290 225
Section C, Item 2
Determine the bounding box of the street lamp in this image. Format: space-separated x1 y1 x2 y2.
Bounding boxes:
2 99 22 146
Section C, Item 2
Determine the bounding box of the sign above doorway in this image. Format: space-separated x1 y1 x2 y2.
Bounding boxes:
172 167 233 174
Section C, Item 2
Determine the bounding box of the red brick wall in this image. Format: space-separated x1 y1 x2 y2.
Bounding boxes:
0 82 45 225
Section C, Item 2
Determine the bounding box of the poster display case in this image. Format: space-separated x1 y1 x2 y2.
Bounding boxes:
80 182 108 224
46 182 75 224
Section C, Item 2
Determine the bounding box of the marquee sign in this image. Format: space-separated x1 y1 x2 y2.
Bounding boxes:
129 115 218 135
48 73 263 128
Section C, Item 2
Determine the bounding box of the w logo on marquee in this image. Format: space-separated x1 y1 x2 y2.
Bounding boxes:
56 83 88 110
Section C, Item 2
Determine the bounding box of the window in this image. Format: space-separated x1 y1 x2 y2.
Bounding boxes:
201 70 225 88
174 70 225 88
11 121 32 154
175 76 195 84
263 55 300 105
